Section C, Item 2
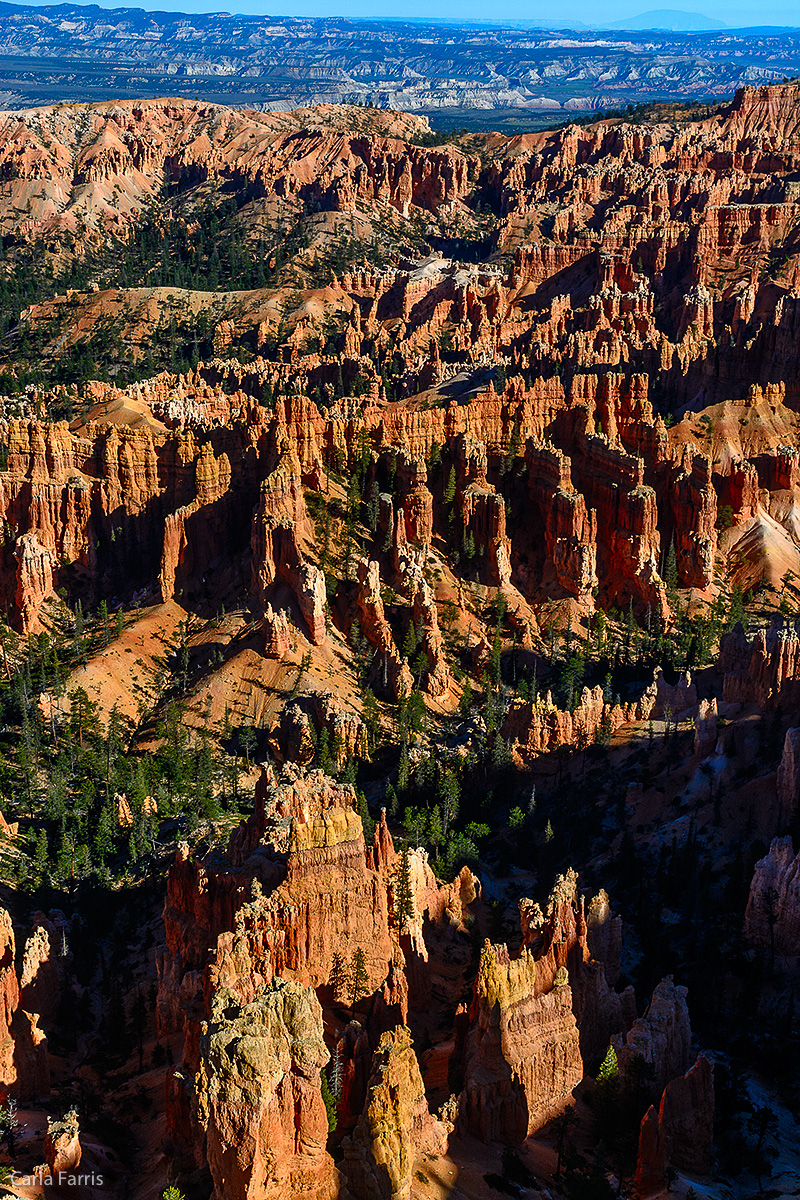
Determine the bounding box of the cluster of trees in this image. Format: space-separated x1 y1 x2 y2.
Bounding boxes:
0 248 91 338
327 947 370 1009
0 609 262 892
111 197 309 293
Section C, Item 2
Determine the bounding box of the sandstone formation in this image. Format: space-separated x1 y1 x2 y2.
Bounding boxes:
356 559 412 701
0 86 774 1199
635 1055 715 1195
635 1104 666 1198
19 914 64 1027
195 981 337 1200
0 906 51 1103
270 693 370 768
745 836 800 955
2 85 800 651
658 1054 715 1176
776 728 800 828
503 686 654 764
463 940 582 1143
159 765 478 1172
44 1109 82 1179
462 870 634 1143
693 698 718 760
343 1025 446 1200
613 977 691 1093
718 622 800 710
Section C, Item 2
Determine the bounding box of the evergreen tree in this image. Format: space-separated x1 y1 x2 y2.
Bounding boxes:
665 539 678 608
394 846 415 928
362 688 380 750
329 951 348 1002
444 466 456 507
397 742 410 792
330 1042 344 1100
356 790 374 843
349 947 369 1008
33 828 48 879
438 770 460 837
366 478 380 532
316 728 331 774
402 621 417 661
596 1044 619 1085
427 806 443 858
340 755 356 788
321 1070 338 1132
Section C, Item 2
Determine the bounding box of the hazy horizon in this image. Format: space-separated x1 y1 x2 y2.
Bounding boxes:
10 0 800 30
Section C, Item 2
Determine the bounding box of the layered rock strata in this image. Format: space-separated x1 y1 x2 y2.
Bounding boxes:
462 870 634 1143
343 1025 447 1200
0 906 50 1102
159 766 477 1176
195 981 338 1200
635 1055 715 1196
745 836 800 955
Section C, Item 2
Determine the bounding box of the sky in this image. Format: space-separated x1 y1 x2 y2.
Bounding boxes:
17 0 800 28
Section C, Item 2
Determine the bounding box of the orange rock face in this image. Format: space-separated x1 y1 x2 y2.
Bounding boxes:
718 623 800 709
777 728 800 828
356 558 412 701
503 685 654 764
6 88 800 637
195 981 338 1200
342 1025 448 1200
613 976 691 1093
463 939 583 1143
0 909 18 1093
462 870 633 1143
44 1110 82 1179
158 765 477 1172
0 906 51 1103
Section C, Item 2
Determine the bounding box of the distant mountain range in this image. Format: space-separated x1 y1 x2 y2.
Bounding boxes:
414 10 730 31
605 9 727 30
0 1 796 120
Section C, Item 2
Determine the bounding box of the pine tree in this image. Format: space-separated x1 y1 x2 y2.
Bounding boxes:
343 756 357 788
438 770 460 837
427 806 443 857
321 1069 338 1132
444 466 456 506
665 539 679 609
349 947 369 1008
33 828 48 879
367 478 380 532
316 728 331 774
356 790 374 843
329 952 347 1002
397 742 410 792
596 1044 619 1085
402 621 417 661
394 846 415 928
362 688 380 750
